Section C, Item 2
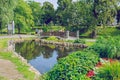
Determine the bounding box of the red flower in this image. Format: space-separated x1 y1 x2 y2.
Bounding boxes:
96 62 102 67
86 70 95 77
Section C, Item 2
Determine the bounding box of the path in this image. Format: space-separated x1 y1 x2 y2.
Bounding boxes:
0 59 25 80
0 34 36 39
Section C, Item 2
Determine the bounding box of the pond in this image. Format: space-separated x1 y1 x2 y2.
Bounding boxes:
15 41 82 74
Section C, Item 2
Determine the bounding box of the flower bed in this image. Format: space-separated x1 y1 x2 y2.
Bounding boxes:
86 58 117 79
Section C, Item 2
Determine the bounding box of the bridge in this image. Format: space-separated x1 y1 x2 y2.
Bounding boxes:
38 31 79 40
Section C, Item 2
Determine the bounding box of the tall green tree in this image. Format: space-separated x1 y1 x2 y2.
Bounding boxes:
41 2 55 25
14 0 34 33
67 1 94 32
0 0 17 33
91 0 119 38
56 0 72 26
28 1 43 26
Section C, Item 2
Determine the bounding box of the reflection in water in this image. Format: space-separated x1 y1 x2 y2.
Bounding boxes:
15 41 81 74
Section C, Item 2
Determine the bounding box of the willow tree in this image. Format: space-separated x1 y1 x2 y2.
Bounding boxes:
0 0 17 33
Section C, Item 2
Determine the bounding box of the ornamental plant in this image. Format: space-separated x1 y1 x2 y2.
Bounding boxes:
44 50 99 80
92 61 120 80
88 36 120 59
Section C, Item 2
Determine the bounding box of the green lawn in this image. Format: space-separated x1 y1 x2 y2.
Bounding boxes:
0 39 8 49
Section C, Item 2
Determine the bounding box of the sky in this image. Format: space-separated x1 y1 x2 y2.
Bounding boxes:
34 0 77 9
35 0 58 9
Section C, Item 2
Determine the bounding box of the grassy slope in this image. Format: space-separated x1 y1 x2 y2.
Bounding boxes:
80 27 120 37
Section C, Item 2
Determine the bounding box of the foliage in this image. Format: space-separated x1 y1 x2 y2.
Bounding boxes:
88 36 120 59
42 26 65 32
41 2 55 25
56 0 72 26
97 27 120 37
14 0 34 33
93 61 120 80
44 50 99 80
46 36 59 41
28 1 42 26
0 0 17 32
74 39 86 44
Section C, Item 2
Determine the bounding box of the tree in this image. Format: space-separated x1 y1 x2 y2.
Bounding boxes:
28 1 43 26
67 1 94 32
41 2 55 25
56 0 72 26
91 0 119 38
14 0 34 33
0 0 17 33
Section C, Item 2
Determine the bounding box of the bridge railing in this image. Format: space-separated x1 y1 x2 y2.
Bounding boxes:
40 31 79 38
41 32 66 38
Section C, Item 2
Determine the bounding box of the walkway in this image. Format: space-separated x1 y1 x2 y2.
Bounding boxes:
0 59 25 80
0 34 36 39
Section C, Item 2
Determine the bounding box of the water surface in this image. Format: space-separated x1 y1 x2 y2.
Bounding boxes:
15 41 81 74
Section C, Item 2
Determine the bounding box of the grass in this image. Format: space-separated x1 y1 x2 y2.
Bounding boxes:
97 27 120 36
85 41 95 46
0 39 8 49
0 76 7 80
80 27 120 38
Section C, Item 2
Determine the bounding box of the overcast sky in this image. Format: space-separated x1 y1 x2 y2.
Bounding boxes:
34 0 77 9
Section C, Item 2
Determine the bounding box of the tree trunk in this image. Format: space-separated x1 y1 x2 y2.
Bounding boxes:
18 24 20 34
91 30 97 38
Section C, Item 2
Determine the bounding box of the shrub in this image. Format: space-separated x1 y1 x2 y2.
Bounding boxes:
46 36 59 41
88 36 120 59
74 39 86 44
44 50 99 80
92 61 120 80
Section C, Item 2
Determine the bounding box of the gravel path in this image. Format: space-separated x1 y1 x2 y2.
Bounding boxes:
0 59 25 80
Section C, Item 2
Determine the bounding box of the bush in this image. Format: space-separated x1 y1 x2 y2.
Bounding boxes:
92 61 120 80
44 50 99 80
46 36 59 41
88 36 120 59
74 39 86 44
